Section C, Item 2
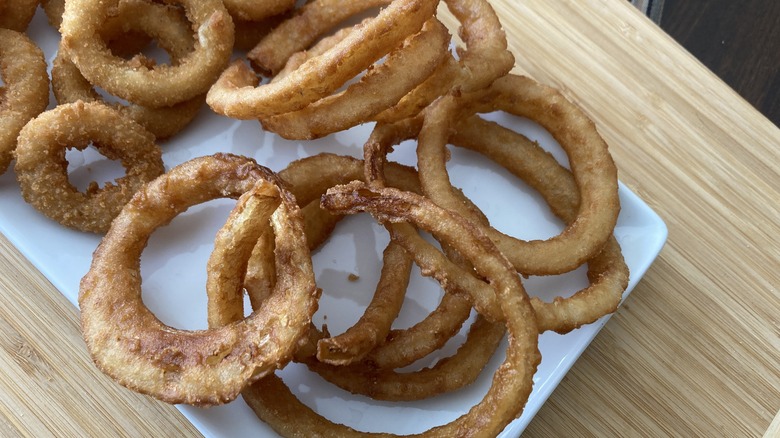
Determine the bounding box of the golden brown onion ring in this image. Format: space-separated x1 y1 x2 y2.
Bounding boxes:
232 155 416 366
0 28 49 175
238 154 477 368
205 182 283 328
14 102 164 233
79 154 318 406
51 0 204 140
243 199 344 312
374 0 514 123
315 242 413 365
259 19 450 140
206 0 439 119
246 0 391 77
417 74 621 276
206 183 412 364
61 0 234 107
451 115 629 333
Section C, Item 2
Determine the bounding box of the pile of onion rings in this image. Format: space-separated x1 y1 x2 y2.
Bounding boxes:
3 0 632 435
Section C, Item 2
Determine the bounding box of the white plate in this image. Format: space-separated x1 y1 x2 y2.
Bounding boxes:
0 9 667 437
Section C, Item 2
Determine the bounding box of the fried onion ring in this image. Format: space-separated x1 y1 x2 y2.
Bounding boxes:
206 0 439 119
308 315 504 401
236 155 479 371
61 0 234 107
363 78 628 332
259 19 450 140
14 102 164 233
372 0 513 123
51 0 204 140
0 28 49 175
246 0 392 77
226 155 417 366
417 74 621 275
451 115 630 332
79 154 318 406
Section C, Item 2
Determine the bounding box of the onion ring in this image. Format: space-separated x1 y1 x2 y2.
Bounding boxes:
243 199 343 312
206 0 439 119
14 101 164 233
79 153 318 406
237 154 478 370
416 74 620 275
259 18 450 140
51 0 204 140
61 0 234 107
228 155 417 366
41 0 156 58
0 0 39 32
450 115 629 332
246 0 392 77
0 28 49 175
242 182 539 437
373 0 514 123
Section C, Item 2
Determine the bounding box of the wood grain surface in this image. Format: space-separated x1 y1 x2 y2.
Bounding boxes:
0 0 778 436
661 0 780 127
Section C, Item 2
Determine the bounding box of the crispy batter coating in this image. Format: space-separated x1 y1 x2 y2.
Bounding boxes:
224 0 294 22
260 19 451 140
79 154 318 406
61 0 234 107
451 115 629 333
247 0 392 77
0 28 49 174
14 102 164 233
0 0 39 32
51 0 204 140
206 0 439 119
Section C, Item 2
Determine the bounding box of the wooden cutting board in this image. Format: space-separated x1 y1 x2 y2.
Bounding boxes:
1 0 778 436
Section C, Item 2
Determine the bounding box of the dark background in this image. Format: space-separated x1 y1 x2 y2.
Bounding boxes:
659 0 780 127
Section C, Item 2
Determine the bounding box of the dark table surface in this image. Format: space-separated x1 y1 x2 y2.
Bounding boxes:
659 0 779 127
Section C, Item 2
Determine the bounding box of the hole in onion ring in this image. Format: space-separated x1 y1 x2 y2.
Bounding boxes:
65 145 127 192
311 214 387 333
447 145 565 241
309 215 444 342
140 198 238 330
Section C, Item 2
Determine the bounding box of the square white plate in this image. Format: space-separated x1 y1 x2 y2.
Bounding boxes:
0 9 667 437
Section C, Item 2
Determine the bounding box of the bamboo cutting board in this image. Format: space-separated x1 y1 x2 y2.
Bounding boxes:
0 0 778 436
